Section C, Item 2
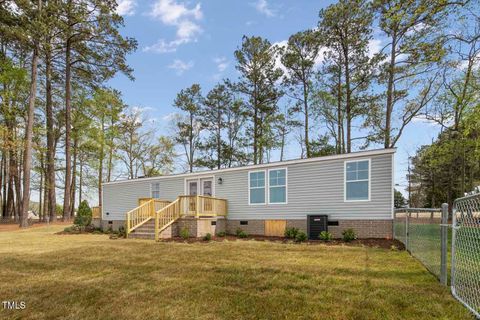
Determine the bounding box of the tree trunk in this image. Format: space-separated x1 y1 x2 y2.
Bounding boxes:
78 157 83 205
98 119 105 206
384 33 397 149
302 74 310 158
39 162 43 221
21 25 41 227
189 113 194 172
63 25 72 221
217 109 222 169
2 150 7 218
45 47 57 222
336 64 343 154
70 135 77 218
344 51 352 154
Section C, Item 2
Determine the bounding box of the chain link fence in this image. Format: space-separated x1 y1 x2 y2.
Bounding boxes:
452 193 480 318
393 206 448 283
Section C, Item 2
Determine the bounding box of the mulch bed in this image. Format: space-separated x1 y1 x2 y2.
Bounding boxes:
160 235 405 250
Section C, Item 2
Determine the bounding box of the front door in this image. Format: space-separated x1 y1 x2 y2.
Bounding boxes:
188 180 198 196
187 180 198 212
201 179 213 212
201 179 213 196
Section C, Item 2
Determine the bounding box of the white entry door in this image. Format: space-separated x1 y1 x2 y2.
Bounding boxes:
187 180 198 196
201 179 213 196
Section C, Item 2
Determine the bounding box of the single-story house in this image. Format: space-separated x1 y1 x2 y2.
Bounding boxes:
100 148 395 240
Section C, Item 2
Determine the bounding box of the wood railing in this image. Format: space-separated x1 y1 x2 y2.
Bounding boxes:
154 198 181 241
126 199 172 237
126 196 227 240
126 200 154 237
92 206 101 219
178 195 227 217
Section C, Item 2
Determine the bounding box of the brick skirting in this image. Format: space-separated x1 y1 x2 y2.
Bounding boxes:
227 219 392 239
105 218 392 239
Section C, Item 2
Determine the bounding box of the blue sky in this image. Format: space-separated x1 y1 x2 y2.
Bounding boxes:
108 0 442 195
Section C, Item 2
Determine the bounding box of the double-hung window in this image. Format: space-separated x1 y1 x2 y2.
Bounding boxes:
249 171 266 204
269 169 287 204
249 169 287 205
151 183 160 199
345 160 370 201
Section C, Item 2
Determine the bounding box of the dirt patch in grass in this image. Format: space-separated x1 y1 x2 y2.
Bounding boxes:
161 235 405 249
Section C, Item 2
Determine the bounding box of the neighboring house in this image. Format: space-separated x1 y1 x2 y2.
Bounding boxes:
101 148 395 239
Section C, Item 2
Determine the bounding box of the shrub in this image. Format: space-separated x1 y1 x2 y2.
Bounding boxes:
318 231 333 241
74 200 92 227
203 233 212 241
295 231 307 242
342 228 357 242
180 227 190 239
63 226 73 233
237 230 248 238
118 226 126 238
216 231 226 237
235 228 243 237
284 227 299 239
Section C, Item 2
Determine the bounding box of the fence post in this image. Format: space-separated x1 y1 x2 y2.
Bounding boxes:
440 203 448 286
405 212 409 252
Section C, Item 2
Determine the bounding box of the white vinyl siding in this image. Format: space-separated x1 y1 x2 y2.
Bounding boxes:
345 159 370 201
249 171 266 205
268 169 287 204
102 150 394 221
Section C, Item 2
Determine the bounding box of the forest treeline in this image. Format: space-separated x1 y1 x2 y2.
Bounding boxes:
0 0 479 226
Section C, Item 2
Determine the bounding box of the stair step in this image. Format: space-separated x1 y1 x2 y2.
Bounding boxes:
129 232 155 239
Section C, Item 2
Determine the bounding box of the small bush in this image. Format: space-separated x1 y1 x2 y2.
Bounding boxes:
203 233 212 241
237 230 248 238
235 228 244 237
63 226 73 233
295 231 307 242
118 226 126 238
74 200 92 227
318 231 332 241
342 228 357 242
180 227 190 239
216 231 226 237
284 227 299 239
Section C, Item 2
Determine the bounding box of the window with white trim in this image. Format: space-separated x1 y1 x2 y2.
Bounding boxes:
345 160 369 201
269 169 286 203
151 183 160 199
249 171 265 204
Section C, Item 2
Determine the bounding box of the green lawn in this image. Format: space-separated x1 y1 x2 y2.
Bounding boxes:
0 225 474 320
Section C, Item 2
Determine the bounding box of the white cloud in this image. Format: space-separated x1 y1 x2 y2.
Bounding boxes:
143 39 187 53
214 57 228 72
411 114 441 126
168 59 194 75
145 0 203 53
273 40 288 74
253 0 275 17
162 112 178 122
116 0 136 16
368 39 383 58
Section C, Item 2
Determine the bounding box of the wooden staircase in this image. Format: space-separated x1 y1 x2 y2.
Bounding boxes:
128 220 156 239
126 195 227 240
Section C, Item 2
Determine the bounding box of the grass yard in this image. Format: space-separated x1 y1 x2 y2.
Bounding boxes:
0 226 474 320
